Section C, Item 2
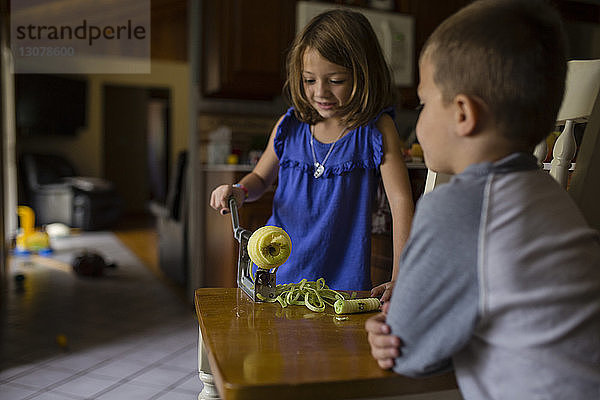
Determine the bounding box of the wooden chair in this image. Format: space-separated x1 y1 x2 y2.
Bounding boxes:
536 59 600 186
423 59 600 231
546 59 600 231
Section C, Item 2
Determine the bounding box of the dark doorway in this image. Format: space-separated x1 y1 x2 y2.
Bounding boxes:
103 85 170 216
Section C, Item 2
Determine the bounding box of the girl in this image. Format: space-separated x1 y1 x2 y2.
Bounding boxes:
210 9 413 301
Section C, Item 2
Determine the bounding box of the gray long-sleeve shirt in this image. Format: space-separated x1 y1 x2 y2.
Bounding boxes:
387 153 600 399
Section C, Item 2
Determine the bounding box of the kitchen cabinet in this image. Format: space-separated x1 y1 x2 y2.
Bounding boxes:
199 0 599 103
197 113 278 288
199 0 469 104
202 0 296 100
202 168 275 288
151 0 188 61
371 233 393 287
370 165 428 287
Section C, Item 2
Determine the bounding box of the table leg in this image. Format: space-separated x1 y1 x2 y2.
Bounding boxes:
198 326 220 400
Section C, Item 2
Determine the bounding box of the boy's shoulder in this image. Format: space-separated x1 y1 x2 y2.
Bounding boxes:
415 153 540 223
412 174 489 243
425 153 539 194
417 169 489 213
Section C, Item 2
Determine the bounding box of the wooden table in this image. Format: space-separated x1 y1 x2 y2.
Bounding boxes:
195 288 459 400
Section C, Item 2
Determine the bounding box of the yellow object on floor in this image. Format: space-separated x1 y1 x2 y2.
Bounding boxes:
55 334 68 349
16 205 50 253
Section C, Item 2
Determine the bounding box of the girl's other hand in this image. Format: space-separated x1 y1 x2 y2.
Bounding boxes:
371 280 395 303
209 184 245 215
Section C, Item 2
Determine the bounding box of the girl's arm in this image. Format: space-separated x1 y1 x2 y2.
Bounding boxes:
209 115 283 215
372 113 414 301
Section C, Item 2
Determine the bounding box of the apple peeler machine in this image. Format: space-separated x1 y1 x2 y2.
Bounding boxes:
228 197 277 302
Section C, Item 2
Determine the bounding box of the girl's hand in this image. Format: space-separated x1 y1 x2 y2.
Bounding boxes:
365 305 402 370
371 280 395 303
210 184 246 215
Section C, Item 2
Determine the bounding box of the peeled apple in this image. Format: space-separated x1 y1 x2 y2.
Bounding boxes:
247 226 291 269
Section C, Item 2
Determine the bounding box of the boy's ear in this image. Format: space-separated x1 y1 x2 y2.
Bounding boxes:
453 94 480 137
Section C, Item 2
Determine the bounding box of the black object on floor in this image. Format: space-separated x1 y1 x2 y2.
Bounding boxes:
72 251 117 277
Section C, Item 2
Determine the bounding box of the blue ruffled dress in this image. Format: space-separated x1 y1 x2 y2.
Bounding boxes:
265 107 391 291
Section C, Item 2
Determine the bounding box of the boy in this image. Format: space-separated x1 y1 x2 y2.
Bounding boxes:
365 0 600 398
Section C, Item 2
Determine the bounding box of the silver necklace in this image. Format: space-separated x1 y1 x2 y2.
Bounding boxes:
310 125 346 178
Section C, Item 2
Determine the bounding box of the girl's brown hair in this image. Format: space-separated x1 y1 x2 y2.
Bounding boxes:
283 9 395 129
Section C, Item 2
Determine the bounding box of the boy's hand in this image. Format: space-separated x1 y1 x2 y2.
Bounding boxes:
210 184 245 215
365 303 403 370
371 280 395 303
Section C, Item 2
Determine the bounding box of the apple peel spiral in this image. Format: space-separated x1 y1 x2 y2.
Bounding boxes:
247 226 379 314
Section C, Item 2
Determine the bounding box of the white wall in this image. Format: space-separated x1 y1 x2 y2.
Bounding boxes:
17 60 190 178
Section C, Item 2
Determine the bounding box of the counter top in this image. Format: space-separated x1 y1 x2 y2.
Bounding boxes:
202 161 427 172
195 288 458 400
201 164 255 172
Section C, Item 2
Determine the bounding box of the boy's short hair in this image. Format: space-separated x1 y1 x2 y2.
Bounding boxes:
422 0 567 148
284 9 394 129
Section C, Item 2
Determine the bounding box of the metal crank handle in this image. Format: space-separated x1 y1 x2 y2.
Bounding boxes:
229 196 240 230
228 196 256 300
229 196 249 242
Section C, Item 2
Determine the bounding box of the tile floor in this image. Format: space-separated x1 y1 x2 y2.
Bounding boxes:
0 232 202 400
